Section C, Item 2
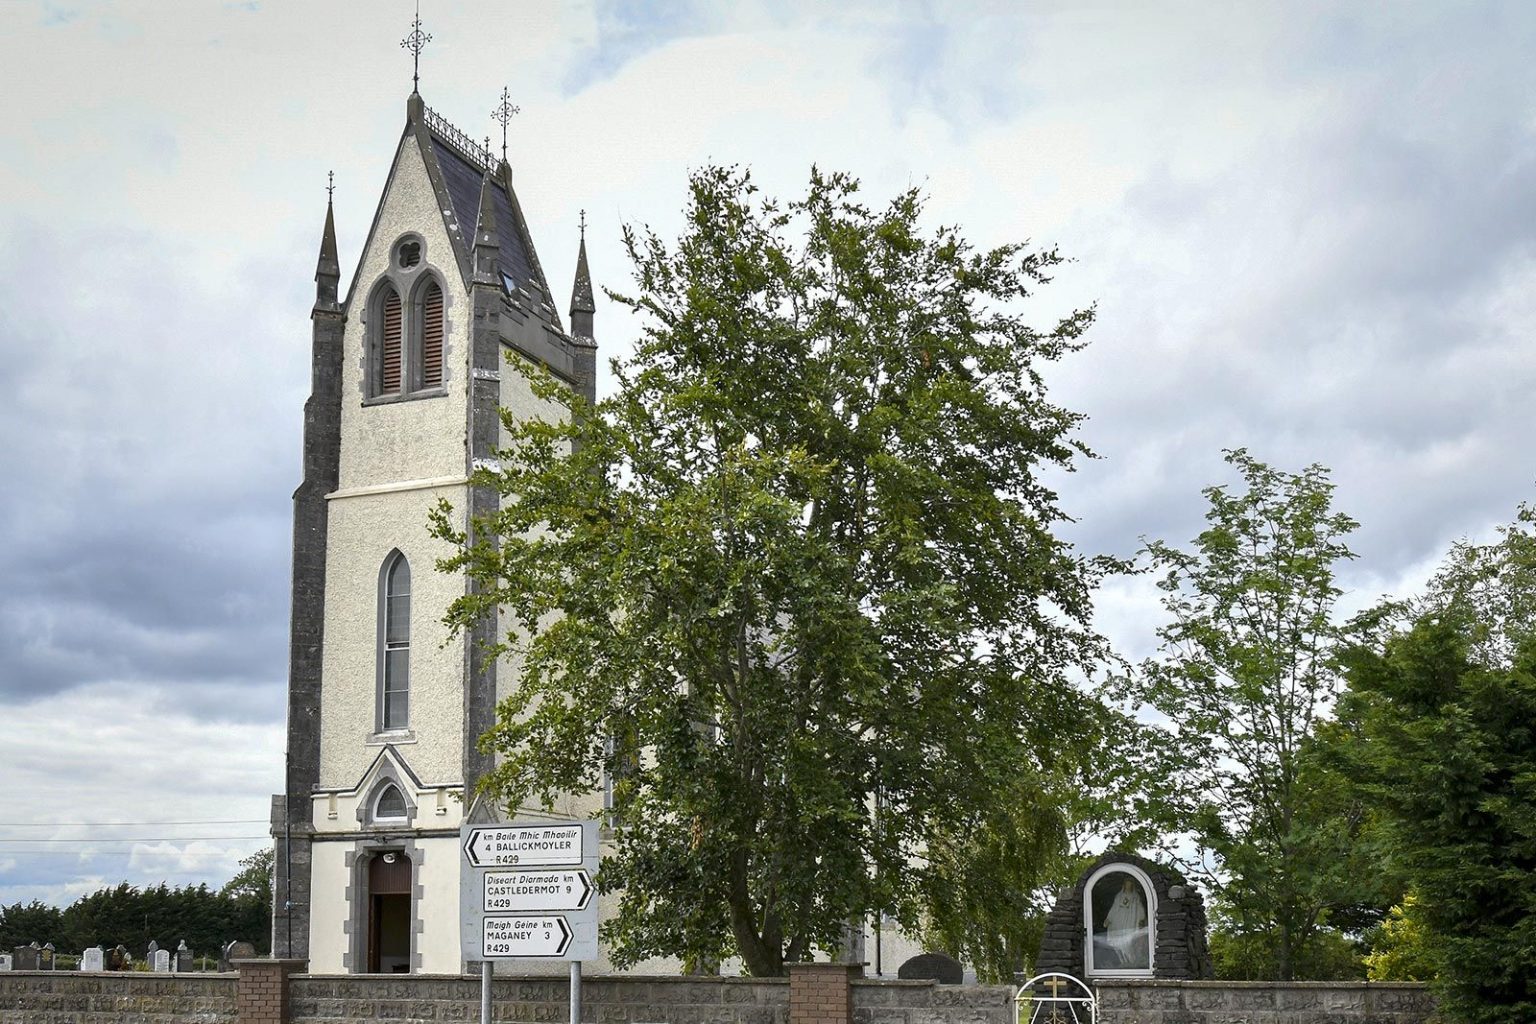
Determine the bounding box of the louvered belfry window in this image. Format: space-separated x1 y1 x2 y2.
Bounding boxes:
421 281 444 388
380 288 403 393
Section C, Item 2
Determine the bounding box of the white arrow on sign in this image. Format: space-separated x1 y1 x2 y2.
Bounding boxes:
484 869 593 913
463 824 584 867
482 915 572 958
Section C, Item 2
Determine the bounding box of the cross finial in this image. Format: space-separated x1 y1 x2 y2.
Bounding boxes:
579 208 586 240
492 86 520 164
484 136 493 167
401 0 431 95
326 170 335 203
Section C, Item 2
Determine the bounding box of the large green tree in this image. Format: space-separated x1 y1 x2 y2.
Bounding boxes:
1334 505 1536 1022
433 166 1116 977
1124 451 1374 980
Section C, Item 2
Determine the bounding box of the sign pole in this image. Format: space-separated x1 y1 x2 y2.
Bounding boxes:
570 960 581 1024
481 959 492 1024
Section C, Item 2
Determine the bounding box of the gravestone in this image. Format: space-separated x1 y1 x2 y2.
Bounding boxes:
0 954 11 971
39 943 54 971
175 940 192 973
153 949 171 972
220 939 257 971
12 946 38 971
1037 850 1212 980
897 952 964 984
81 947 105 973
108 945 129 971
146 940 158 963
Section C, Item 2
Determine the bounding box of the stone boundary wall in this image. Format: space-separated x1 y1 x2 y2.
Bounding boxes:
0 970 1428 1024
0 970 1013 1024
0 971 237 1024
291 973 789 1024
853 979 1014 1024
1092 980 1436 1024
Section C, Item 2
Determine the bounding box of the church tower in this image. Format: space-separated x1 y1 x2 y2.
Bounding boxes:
272 87 597 974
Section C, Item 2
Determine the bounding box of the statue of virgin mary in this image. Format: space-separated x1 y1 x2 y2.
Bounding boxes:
1102 877 1148 966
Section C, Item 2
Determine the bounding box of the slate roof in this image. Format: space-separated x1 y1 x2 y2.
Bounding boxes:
428 134 559 330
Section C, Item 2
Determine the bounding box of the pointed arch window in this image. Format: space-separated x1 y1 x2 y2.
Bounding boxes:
373 783 408 823
366 238 448 402
420 281 444 388
379 553 410 731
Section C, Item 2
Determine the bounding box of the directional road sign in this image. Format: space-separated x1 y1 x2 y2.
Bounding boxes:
461 820 600 962
482 915 573 958
484 868 592 913
463 823 585 868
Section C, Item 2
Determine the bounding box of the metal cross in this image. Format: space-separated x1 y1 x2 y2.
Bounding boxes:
401 0 431 94
326 170 335 203
579 208 586 239
492 87 520 164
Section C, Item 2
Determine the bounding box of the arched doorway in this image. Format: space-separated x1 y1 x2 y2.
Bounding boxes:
367 851 412 973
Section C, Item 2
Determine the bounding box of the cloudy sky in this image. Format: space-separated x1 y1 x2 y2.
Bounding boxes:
2 0 1533 910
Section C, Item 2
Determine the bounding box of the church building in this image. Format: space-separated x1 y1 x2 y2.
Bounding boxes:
270 84 602 974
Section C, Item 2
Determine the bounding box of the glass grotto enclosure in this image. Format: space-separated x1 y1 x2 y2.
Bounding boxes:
1036 852 1213 980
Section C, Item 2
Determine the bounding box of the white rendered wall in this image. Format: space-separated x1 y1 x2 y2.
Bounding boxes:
495 349 566 448
308 842 351 975
415 834 464 973
317 483 466 789
338 134 469 493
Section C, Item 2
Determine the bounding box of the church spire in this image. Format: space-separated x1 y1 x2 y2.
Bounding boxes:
569 211 595 341
314 173 340 312
472 168 500 288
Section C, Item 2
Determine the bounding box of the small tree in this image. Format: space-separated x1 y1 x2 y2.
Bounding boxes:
1418 503 1536 667
221 849 274 953
1363 893 1437 982
220 849 273 904
434 166 1116 977
1125 451 1367 980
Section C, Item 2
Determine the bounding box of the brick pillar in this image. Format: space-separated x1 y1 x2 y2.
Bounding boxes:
789 963 857 1024
234 958 306 1024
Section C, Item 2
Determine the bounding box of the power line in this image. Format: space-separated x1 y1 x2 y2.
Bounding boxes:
0 846 268 858
0 819 267 828
0 836 269 844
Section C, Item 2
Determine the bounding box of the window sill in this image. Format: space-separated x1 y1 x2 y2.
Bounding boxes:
366 730 417 746
362 387 448 407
